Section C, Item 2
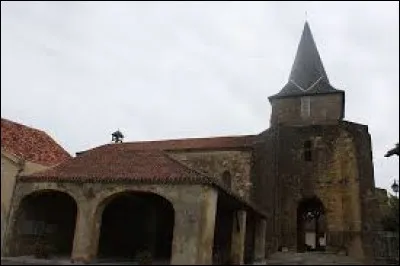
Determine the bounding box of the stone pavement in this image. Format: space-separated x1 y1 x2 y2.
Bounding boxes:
1 257 137 265
255 251 364 265
1 256 169 265
0 252 371 265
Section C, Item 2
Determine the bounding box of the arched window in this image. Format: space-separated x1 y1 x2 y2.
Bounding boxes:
301 96 311 118
222 171 232 189
304 140 312 161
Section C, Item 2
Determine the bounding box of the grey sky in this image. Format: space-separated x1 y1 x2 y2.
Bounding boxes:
1 1 398 192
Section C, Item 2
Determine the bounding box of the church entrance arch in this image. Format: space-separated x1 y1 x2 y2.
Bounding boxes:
296 196 326 252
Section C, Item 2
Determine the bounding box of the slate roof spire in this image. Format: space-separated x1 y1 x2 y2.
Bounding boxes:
289 21 329 90
269 22 344 100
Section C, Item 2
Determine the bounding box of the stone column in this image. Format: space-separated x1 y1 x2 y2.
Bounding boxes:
171 187 218 265
254 218 267 261
230 210 247 265
71 201 97 263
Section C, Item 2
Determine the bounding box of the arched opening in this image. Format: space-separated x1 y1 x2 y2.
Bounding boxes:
222 171 232 189
212 195 234 265
244 211 256 264
297 197 326 253
10 190 77 259
97 192 174 264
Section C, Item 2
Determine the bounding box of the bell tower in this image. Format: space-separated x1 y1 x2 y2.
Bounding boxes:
269 22 345 126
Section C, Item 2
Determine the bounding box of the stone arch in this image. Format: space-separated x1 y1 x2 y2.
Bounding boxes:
221 170 232 188
95 190 175 264
8 189 78 258
212 192 234 265
296 196 327 252
94 188 176 218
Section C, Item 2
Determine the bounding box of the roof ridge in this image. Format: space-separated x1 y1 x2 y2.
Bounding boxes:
77 134 255 155
1 117 46 134
1 117 71 166
123 134 255 144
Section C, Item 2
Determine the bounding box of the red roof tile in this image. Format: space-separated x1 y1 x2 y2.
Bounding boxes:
20 140 269 219
19 149 209 182
79 135 255 155
1 118 71 166
21 134 255 182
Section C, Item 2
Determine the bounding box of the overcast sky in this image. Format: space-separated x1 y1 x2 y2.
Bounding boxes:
1 1 398 192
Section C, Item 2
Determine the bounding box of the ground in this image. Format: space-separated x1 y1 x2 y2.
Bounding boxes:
259 251 363 265
2 252 365 265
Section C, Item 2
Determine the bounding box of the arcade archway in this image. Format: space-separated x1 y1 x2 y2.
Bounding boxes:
97 192 174 264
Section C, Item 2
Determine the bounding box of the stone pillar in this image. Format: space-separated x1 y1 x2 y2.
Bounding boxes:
1 209 5 254
230 210 247 265
71 201 97 263
171 187 217 265
254 218 267 261
347 232 364 260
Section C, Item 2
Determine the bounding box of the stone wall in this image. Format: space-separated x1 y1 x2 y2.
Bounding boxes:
169 150 253 199
252 121 375 261
251 128 280 256
1 152 49 252
1 154 19 251
270 93 344 126
2 181 219 265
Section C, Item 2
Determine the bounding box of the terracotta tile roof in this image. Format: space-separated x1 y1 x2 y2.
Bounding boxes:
19 135 271 218
20 147 268 219
19 134 256 183
1 118 71 166
79 135 255 155
22 134 255 181
20 149 208 182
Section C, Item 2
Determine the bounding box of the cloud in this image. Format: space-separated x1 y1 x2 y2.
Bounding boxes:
1 1 398 191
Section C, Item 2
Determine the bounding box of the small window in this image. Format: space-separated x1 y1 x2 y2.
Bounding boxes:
222 171 232 188
304 140 312 161
301 97 311 118
304 140 312 149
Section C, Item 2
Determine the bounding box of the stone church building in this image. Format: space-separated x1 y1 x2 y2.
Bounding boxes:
1 22 385 264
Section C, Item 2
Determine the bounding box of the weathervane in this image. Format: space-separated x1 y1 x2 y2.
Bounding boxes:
111 130 124 144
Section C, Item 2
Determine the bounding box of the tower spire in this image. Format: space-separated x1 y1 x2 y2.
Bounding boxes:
269 21 344 100
268 21 345 125
289 22 329 90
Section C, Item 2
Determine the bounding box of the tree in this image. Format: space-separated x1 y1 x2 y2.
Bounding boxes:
385 143 399 157
381 194 399 232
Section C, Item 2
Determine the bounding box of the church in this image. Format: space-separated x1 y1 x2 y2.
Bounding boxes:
1 22 388 265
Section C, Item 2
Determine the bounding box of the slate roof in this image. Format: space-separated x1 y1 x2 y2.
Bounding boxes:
1 118 71 166
269 22 344 100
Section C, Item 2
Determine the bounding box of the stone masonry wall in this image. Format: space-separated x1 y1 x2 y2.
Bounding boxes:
269 123 367 259
1 153 49 253
270 94 343 126
2 181 219 265
168 150 253 200
251 128 280 256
